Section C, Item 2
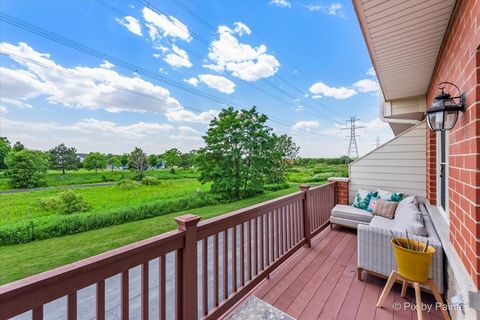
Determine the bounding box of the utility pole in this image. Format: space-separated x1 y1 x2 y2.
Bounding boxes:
341 116 365 158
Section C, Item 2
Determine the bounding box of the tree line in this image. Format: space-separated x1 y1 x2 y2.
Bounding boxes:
1 106 303 195
0 137 197 188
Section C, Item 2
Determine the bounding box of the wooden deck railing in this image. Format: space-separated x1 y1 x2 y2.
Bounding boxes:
0 183 336 320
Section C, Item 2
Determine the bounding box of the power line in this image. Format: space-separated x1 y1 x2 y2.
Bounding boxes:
0 11 338 140
94 0 337 123
140 0 342 124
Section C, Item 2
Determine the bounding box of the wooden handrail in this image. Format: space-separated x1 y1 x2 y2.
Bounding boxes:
0 229 184 319
0 183 338 320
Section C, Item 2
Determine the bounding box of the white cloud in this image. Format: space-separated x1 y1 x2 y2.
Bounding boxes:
183 77 199 86
204 22 280 81
100 60 115 69
353 79 380 93
309 82 357 99
366 67 376 77
295 106 304 111
270 0 291 8
116 16 143 36
0 106 7 114
1 117 174 139
1 116 207 153
292 120 320 131
166 109 219 123
305 3 345 18
0 42 184 114
178 126 199 135
142 7 191 42
163 45 192 68
198 74 236 94
1 97 33 109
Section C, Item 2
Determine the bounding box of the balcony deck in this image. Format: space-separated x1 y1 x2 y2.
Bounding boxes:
249 226 445 320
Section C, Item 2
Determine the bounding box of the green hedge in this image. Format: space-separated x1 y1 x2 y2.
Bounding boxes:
0 184 291 245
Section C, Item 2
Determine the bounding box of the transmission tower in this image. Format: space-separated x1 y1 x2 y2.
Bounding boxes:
341 116 365 158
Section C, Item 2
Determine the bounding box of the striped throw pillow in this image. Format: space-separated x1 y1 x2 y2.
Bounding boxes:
372 199 398 219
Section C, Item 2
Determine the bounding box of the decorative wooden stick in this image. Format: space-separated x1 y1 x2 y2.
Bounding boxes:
405 230 411 250
389 230 401 246
423 240 429 253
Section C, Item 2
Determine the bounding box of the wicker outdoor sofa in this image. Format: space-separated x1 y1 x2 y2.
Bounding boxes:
330 197 444 293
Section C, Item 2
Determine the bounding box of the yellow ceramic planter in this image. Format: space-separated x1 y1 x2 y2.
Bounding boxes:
391 238 435 282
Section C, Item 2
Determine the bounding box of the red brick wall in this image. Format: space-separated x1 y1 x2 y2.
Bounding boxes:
336 181 349 205
426 0 480 286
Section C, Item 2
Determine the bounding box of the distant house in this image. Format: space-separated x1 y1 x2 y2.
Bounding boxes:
76 153 87 162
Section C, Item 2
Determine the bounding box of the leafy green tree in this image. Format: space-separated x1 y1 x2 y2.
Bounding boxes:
12 141 25 152
120 154 129 167
107 156 121 172
83 152 107 173
49 143 80 174
266 134 299 183
180 150 196 169
163 148 181 168
5 149 50 188
129 147 148 179
0 137 11 169
148 154 159 167
197 107 283 199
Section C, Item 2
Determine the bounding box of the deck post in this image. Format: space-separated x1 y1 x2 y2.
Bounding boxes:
300 185 312 248
175 214 201 320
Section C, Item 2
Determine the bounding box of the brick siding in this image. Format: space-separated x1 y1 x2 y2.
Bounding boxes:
426 0 480 286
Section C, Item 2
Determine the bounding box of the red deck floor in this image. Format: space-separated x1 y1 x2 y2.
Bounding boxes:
252 226 446 320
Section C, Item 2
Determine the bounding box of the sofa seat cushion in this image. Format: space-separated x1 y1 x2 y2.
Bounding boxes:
369 215 396 229
331 204 373 223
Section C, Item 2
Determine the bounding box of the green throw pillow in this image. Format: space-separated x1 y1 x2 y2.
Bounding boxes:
377 189 404 202
352 189 377 211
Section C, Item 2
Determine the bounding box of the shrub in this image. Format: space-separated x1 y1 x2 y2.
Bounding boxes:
169 168 176 174
58 190 91 214
141 176 160 185
5 149 50 188
116 179 140 190
264 183 290 192
38 196 61 211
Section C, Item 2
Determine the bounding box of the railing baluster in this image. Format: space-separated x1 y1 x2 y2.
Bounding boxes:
97 280 105 320
223 229 228 300
288 204 293 249
280 206 284 255
142 262 149 320
67 292 77 320
275 209 280 258
213 234 219 307
121 271 129 320
202 238 208 316
260 215 264 271
32 306 43 320
159 255 166 320
247 220 252 280
240 222 245 286
266 212 270 266
254 218 258 275
175 250 182 320
232 226 237 292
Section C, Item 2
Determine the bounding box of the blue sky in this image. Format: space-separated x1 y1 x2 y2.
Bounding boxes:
0 0 392 157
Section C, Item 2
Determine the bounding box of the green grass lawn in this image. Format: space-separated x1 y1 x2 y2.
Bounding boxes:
0 186 300 284
0 178 209 225
0 168 199 190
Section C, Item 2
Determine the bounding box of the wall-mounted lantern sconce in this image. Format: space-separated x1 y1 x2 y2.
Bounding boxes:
426 82 466 131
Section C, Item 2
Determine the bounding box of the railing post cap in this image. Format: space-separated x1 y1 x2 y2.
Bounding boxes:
299 185 311 191
327 177 350 183
175 214 201 230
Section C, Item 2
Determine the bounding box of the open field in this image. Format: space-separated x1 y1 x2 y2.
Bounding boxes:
286 163 348 183
0 186 299 284
0 168 199 190
0 178 208 225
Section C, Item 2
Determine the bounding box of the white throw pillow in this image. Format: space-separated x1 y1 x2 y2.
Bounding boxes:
394 200 427 236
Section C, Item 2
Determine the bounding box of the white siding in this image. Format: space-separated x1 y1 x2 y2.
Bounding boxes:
348 121 426 203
